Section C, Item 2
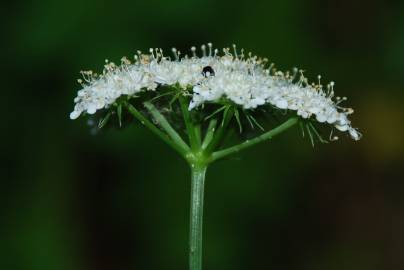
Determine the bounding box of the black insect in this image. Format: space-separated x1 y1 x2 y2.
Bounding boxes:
202 66 215 77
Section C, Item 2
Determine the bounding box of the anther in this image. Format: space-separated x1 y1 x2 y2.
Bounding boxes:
346 108 354 114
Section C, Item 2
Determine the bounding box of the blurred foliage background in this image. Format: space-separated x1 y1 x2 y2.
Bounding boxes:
2 0 404 269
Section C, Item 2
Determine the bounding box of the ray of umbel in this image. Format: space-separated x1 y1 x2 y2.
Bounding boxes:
70 43 361 270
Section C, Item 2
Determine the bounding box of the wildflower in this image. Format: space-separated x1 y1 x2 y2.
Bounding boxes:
70 44 362 270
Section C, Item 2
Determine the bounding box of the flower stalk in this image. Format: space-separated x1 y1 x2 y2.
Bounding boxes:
126 103 189 157
126 100 298 270
210 116 299 162
189 164 207 270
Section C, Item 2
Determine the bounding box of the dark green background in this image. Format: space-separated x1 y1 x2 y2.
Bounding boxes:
2 0 404 269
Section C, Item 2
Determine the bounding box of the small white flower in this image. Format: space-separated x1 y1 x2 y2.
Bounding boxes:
275 99 288 109
70 44 361 140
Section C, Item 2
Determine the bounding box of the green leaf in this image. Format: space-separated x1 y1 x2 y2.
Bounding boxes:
221 106 230 127
245 113 255 129
168 92 181 110
234 109 242 133
150 90 175 102
98 111 111 129
117 104 122 127
299 120 305 137
306 123 315 147
308 122 328 144
247 113 264 131
204 106 226 121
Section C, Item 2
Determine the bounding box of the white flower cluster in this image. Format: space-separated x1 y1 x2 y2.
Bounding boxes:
70 44 361 140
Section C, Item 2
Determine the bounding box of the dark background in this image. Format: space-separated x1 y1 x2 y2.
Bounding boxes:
2 0 404 269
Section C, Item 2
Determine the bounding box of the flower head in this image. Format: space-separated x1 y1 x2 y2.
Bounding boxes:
70 44 361 140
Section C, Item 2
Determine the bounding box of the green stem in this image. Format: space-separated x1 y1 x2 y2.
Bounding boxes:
210 117 298 162
189 164 207 270
130 100 298 270
195 124 202 147
201 118 217 150
179 96 200 150
204 107 234 154
126 104 189 157
143 101 190 153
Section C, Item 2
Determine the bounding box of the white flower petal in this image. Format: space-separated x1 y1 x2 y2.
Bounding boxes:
70 110 81 120
276 99 288 109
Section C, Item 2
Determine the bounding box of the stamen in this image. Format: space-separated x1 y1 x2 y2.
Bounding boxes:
172 48 179 61
240 48 245 59
121 56 131 65
208 43 212 56
159 48 165 59
201 44 206 57
232 44 238 58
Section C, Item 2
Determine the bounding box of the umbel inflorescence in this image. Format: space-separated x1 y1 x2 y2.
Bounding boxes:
70 44 361 270
70 43 361 141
